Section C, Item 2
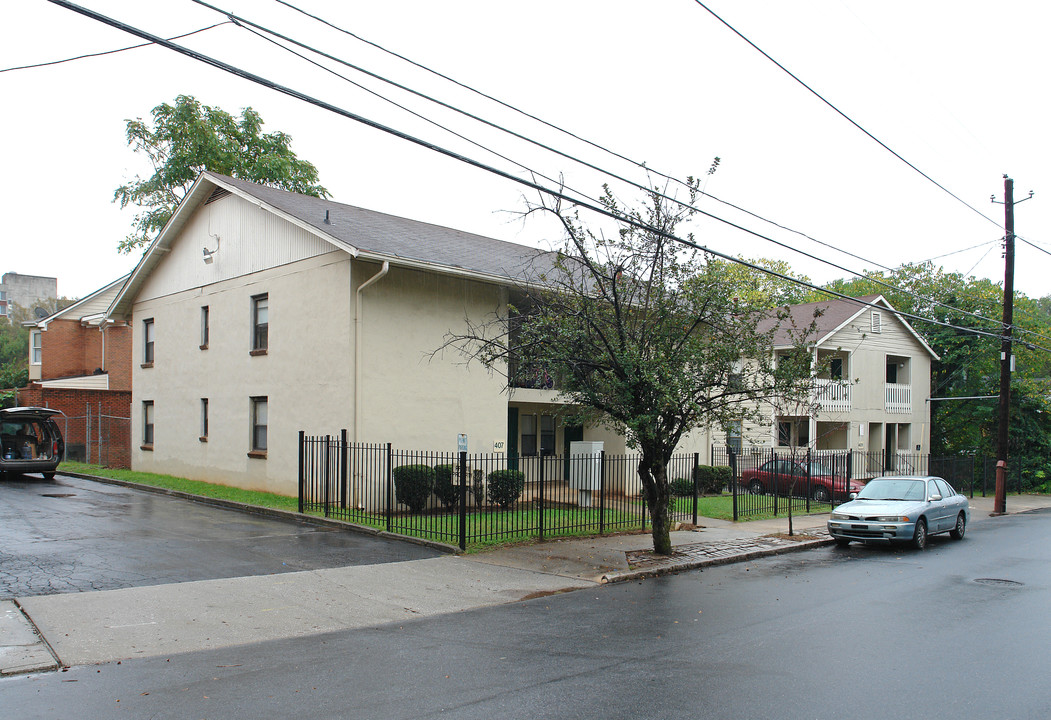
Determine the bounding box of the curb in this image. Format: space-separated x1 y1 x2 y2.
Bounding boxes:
60 472 461 555
0 600 60 677
600 536 835 583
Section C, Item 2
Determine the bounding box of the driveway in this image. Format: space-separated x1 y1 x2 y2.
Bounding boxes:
0 473 443 599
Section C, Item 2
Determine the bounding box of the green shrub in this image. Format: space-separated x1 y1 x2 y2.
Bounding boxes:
692 465 731 494
394 464 434 513
486 468 526 508
670 477 694 497
433 464 459 508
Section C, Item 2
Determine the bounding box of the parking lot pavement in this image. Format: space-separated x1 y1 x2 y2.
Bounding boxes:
0 474 443 600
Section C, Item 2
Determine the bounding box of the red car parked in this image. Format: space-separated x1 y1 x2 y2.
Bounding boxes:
738 457 864 503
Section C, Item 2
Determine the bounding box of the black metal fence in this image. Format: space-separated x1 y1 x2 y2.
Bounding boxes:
300 432 694 550
712 446 1043 519
299 433 1047 548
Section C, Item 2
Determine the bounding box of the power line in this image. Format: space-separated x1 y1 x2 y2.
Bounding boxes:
0 21 232 73
910 239 1001 266
270 0 899 273
46 0 1049 353
226 15 608 215
203 0 1041 343
260 0 1042 341
1020 237 1051 259
690 0 1002 230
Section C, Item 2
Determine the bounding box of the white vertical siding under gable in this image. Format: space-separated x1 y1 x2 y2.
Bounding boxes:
136 192 338 303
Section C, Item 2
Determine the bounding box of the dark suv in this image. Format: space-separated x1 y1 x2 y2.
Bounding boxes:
0 407 65 480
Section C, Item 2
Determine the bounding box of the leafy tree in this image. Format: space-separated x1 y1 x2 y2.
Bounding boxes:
706 256 812 308
447 181 817 555
815 263 1051 459
114 95 329 253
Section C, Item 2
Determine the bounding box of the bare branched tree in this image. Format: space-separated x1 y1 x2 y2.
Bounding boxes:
444 179 819 555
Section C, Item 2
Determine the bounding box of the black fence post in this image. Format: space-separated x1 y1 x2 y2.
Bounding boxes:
599 451 607 535
693 451 700 527
459 450 467 551
538 453 546 542
772 451 779 516
730 449 738 522
386 442 393 534
805 447 811 513
340 429 348 511
323 435 331 518
298 431 305 514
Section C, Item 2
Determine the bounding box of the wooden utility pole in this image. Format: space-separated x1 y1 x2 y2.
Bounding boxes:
994 176 1015 514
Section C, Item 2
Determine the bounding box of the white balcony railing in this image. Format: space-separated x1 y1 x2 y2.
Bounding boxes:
885 382 912 414
815 378 851 412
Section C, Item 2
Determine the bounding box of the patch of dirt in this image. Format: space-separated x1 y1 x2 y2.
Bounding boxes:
764 532 819 541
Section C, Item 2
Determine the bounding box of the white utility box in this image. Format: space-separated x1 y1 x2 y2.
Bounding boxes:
569 441 604 507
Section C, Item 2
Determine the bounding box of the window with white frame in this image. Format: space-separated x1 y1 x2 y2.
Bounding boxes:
201 306 209 349
143 318 155 365
200 398 209 441
142 401 154 448
251 294 268 353
250 396 268 455
30 331 42 365
726 420 742 453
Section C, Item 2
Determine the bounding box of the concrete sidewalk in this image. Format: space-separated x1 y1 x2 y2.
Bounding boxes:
3 492 1048 676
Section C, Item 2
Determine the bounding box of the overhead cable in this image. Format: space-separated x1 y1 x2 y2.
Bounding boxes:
0 21 232 73
199 0 1042 343
690 0 1002 230
46 0 1047 352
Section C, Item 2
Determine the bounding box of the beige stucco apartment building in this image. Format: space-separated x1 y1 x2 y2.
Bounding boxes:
108 173 650 495
107 173 937 496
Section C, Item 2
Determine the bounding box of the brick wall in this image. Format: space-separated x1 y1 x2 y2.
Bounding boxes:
40 318 88 379
104 324 132 391
15 386 131 468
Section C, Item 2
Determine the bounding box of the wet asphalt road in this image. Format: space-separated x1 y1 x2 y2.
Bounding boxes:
4 508 1050 719
0 473 442 599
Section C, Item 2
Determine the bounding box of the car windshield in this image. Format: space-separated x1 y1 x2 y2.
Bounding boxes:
808 462 833 476
855 478 925 501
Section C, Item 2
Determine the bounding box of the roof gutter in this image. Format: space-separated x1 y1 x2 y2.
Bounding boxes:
354 261 389 444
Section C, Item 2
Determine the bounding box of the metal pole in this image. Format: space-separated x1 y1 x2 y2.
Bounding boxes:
323 435 331 518
85 403 91 464
538 452 545 541
995 176 1015 514
385 443 393 533
297 431 305 513
458 450 467 551
692 452 700 527
730 449 738 521
340 429 348 510
599 451 606 535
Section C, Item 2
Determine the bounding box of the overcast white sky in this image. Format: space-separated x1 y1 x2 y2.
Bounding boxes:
2 0 1048 302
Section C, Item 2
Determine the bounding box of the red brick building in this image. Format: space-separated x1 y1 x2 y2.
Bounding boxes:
21 275 132 467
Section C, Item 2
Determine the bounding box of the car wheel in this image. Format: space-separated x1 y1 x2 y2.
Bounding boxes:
834 538 851 547
949 512 966 540
812 485 831 503
748 480 764 495
43 472 55 481
912 518 928 550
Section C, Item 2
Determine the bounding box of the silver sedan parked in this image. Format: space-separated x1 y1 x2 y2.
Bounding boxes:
827 475 970 550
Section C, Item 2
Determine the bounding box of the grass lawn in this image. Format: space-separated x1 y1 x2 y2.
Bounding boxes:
670 493 833 521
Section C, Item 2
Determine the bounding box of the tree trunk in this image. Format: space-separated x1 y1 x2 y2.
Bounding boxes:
638 453 673 555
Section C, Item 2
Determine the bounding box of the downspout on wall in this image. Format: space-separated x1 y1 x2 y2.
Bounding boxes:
354 261 389 443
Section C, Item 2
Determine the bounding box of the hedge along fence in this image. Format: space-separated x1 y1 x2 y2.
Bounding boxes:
299 437 725 549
